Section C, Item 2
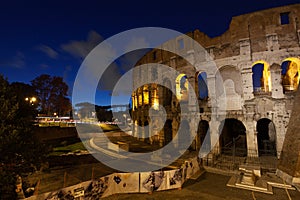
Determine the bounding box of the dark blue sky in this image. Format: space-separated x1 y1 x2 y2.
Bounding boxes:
0 0 299 105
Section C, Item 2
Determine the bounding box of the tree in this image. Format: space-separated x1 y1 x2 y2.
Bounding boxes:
31 74 72 116
0 75 48 199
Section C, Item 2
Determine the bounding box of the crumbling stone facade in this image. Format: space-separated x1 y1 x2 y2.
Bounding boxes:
131 4 300 169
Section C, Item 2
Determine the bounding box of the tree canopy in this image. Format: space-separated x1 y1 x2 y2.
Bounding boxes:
0 75 48 199
31 74 71 116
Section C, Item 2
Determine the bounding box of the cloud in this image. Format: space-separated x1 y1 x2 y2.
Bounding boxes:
37 45 58 59
96 37 149 93
0 51 25 68
61 30 104 60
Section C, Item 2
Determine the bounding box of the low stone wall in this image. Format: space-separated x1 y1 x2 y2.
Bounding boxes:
25 156 201 199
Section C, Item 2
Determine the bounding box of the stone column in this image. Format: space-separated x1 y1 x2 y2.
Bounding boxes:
206 75 216 108
277 87 300 185
270 63 284 99
209 117 221 154
245 119 258 157
241 67 254 100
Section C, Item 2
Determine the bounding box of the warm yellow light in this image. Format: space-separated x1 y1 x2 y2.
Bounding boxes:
176 74 188 101
143 88 149 105
25 97 29 101
252 61 271 92
31 97 37 102
282 57 300 91
152 87 159 110
153 101 159 110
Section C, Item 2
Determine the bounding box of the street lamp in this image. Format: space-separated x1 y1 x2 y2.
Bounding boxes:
25 97 37 105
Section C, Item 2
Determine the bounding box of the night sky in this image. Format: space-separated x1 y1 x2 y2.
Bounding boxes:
0 0 299 105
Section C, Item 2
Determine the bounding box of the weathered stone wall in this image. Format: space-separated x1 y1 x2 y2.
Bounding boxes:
132 4 300 164
278 87 300 177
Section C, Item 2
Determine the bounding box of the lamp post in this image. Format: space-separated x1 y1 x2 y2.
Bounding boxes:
25 97 37 105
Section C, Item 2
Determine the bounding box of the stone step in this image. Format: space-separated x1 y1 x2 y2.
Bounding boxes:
267 181 296 190
227 175 273 194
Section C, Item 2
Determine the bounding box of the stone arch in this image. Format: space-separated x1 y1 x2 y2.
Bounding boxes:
218 65 243 96
281 57 300 93
252 61 271 94
218 118 247 157
257 118 277 157
195 71 208 100
176 74 189 102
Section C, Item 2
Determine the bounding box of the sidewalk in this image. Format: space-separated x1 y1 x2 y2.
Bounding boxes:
89 131 199 169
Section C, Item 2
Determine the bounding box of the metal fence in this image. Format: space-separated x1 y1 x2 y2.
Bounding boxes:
202 147 279 172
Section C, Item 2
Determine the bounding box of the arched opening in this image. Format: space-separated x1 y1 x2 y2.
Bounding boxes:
176 74 188 102
252 61 271 94
163 79 172 107
164 119 173 145
219 119 247 157
281 57 300 93
257 118 277 157
196 72 208 100
197 120 210 152
177 120 190 150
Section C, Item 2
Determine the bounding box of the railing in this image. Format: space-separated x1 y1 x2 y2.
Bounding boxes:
202 147 279 172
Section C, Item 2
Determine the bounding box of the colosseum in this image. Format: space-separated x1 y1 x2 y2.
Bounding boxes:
130 4 300 183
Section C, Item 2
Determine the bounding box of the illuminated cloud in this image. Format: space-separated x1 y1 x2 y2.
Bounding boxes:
61 30 104 60
37 45 58 59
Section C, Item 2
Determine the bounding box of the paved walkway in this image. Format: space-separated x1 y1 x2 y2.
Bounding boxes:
89 131 300 200
89 131 199 169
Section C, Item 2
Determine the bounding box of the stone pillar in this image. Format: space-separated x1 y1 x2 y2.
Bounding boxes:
241 67 254 100
245 119 258 157
270 63 284 99
277 88 300 185
206 75 216 108
209 117 220 154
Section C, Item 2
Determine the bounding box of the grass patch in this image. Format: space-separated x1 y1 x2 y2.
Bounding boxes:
49 141 88 156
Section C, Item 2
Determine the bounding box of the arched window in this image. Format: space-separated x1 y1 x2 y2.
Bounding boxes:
281 58 300 92
252 61 271 94
197 72 208 100
176 74 188 102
